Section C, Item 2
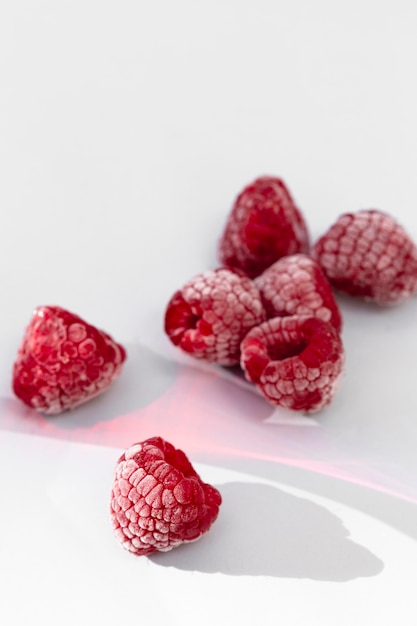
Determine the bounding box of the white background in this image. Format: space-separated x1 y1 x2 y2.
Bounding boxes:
1 2 417 625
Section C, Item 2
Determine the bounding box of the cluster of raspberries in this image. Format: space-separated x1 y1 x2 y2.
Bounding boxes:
165 175 417 413
10 175 417 558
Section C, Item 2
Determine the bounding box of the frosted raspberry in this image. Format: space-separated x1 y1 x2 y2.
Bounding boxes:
218 176 310 278
255 254 343 333
164 268 265 366
312 209 417 305
110 437 222 556
12 306 126 415
240 316 344 413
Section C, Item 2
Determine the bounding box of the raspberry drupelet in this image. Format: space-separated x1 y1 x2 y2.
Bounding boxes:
255 253 343 333
110 437 222 556
240 316 344 413
164 268 266 366
218 176 310 278
12 305 126 415
312 209 417 305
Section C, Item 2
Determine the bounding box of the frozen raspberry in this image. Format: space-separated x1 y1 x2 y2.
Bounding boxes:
12 305 126 415
255 254 343 333
240 316 344 413
218 176 310 278
110 437 222 556
164 268 265 366
312 209 417 305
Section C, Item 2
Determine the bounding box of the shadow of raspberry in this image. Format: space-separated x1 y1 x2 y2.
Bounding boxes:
8 343 180 430
0 344 179 434
150 481 384 581
62 343 179 423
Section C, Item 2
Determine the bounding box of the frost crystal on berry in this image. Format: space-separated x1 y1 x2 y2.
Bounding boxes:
240 316 344 413
255 254 342 332
218 176 310 278
12 306 126 414
312 209 417 305
164 268 265 365
110 437 222 556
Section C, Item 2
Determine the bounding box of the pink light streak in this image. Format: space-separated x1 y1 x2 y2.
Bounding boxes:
1 362 416 505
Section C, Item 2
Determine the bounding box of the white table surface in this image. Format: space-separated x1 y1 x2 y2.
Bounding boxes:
1 2 417 624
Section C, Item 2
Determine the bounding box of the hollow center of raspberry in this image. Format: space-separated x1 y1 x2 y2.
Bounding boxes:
187 313 200 329
267 338 307 361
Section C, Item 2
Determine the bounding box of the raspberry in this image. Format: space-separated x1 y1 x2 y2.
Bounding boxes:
240 316 344 413
12 305 126 415
218 176 310 278
312 209 417 305
164 268 265 366
254 254 343 333
110 437 222 556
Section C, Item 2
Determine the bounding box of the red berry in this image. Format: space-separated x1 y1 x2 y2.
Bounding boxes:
12 306 126 415
240 316 344 413
218 176 310 278
110 437 222 556
164 268 265 366
312 209 417 305
255 254 343 333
